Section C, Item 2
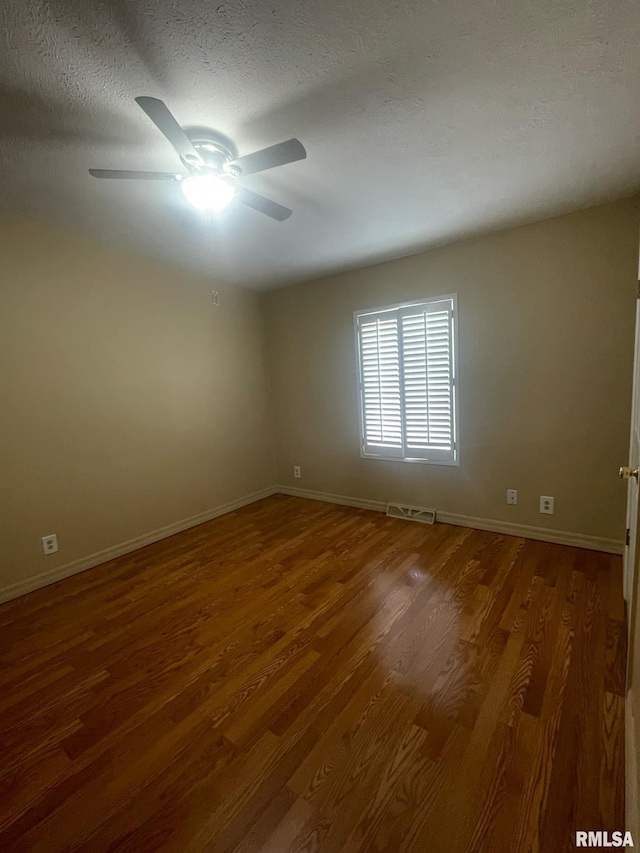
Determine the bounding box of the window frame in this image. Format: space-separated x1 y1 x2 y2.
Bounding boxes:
354 293 460 467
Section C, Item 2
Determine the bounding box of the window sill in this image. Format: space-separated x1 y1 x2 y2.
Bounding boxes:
360 451 460 467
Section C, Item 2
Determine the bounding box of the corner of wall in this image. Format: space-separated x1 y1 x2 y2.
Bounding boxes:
258 289 281 484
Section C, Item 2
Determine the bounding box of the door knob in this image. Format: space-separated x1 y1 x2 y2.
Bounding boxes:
619 466 639 480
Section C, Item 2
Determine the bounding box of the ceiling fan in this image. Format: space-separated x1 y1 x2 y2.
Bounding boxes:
89 97 306 221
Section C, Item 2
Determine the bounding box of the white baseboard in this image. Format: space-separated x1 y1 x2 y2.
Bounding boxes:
276 485 624 555
627 693 639 840
0 486 278 605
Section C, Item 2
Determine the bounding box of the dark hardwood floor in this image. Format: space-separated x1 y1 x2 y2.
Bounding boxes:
0 495 626 852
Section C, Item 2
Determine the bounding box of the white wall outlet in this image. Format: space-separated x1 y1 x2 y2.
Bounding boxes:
540 496 554 515
211 291 220 305
42 534 58 555
507 489 518 505
293 465 301 479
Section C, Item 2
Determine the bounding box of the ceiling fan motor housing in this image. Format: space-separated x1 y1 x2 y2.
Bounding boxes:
186 137 241 176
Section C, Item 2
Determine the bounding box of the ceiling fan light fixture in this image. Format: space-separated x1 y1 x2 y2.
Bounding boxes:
90 98 305 220
181 174 234 211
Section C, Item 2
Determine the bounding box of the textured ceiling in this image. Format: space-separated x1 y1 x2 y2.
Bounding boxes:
1 0 639 290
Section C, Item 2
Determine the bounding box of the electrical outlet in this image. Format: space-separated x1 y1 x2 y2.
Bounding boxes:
293 465 301 479
42 534 58 555
507 489 518 505
540 496 554 515
211 291 220 305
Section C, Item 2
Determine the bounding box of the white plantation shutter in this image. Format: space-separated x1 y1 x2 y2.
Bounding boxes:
357 312 403 456
400 300 455 461
356 296 458 464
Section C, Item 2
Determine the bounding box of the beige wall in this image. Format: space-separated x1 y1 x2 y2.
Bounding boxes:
0 213 276 591
265 198 639 542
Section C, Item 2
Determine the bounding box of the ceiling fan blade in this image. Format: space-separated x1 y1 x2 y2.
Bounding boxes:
234 187 292 221
89 169 180 180
229 138 306 176
135 96 203 165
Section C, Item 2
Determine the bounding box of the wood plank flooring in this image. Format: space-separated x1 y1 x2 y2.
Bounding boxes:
0 495 626 852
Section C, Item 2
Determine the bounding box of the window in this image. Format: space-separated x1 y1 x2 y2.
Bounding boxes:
355 295 458 465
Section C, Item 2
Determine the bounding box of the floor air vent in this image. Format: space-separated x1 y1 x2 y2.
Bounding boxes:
386 503 436 524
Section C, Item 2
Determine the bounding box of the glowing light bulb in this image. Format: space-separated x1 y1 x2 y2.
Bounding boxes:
181 174 234 211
